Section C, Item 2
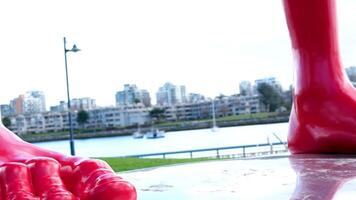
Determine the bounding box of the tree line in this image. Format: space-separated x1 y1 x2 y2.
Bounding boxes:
257 83 292 112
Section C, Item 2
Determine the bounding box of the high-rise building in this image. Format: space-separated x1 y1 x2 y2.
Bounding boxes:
140 89 151 107
50 101 68 112
50 98 96 112
156 82 187 106
10 95 25 114
239 81 252 96
23 91 46 114
71 97 96 111
188 93 206 103
115 84 151 107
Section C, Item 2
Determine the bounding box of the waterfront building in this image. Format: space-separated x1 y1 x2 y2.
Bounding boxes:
87 105 150 129
160 94 266 122
23 91 46 114
9 112 70 134
7 104 150 135
115 84 151 107
6 93 266 134
227 94 265 115
156 82 187 106
10 114 27 134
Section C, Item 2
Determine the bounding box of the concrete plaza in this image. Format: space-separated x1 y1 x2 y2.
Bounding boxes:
121 155 356 199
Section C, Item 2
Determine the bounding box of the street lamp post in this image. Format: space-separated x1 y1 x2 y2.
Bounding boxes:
63 37 80 156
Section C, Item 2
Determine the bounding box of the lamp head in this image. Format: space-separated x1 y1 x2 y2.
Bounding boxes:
70 44 81 52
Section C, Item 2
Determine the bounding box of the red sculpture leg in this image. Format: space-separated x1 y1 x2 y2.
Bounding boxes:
0 124 136 200
283 0 356 154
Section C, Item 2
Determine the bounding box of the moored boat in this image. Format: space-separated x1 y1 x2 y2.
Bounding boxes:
146 129 165 139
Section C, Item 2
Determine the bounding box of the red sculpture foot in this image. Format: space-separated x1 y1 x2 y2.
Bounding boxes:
0 124 136 199
283 0 356 154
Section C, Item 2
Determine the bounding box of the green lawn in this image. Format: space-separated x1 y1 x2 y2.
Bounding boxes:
216 112 278 121
100 157 217 172
20 131 67 140
156 112 278 126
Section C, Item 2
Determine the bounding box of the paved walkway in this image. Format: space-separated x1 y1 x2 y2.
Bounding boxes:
121 155 356 199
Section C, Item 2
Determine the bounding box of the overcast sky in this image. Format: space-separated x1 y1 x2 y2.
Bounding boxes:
1 0 356 108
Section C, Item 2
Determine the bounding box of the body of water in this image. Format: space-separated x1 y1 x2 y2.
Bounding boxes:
34 122 289 157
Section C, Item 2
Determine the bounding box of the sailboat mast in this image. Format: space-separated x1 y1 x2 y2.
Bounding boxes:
212 99 217 127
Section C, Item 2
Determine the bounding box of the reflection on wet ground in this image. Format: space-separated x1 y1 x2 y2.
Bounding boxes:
121 155 356 200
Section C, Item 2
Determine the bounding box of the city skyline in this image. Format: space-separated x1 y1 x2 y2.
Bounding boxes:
1 1 356 108
1 77 284 112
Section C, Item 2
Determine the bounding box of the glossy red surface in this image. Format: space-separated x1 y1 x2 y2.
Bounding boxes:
0 125 136 200
289 155 356 200
283 0 356 153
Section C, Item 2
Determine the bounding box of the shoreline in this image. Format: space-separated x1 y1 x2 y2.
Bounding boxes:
22 114 290 144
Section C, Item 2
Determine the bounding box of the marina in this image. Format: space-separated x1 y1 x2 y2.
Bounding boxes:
34 122 288 157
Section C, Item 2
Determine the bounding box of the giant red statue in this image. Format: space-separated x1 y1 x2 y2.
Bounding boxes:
283 0 356 154
0 0 351 198
0 122 136 199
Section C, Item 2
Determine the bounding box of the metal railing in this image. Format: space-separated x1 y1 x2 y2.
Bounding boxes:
122 142 288 159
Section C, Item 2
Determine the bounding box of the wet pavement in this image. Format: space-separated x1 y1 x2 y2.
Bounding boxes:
121 155 356 200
